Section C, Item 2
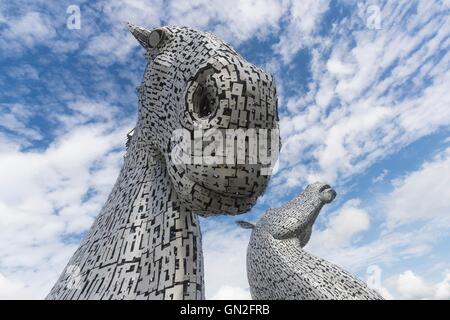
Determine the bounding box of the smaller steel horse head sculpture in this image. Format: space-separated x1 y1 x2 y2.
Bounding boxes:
238 183 384 300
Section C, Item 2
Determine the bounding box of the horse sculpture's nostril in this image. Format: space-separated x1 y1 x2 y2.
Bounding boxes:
319 187 336 203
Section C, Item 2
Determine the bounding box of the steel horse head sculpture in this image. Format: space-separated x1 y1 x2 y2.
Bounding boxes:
47 24 279 300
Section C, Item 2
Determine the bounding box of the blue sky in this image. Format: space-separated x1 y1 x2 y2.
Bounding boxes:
0 0 449 299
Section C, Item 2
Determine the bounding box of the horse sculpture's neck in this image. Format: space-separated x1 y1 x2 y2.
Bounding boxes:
47 134 204 300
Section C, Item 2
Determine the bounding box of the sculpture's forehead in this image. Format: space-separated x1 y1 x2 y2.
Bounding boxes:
145 26 269 93
158 26 241 64
165 26 227 46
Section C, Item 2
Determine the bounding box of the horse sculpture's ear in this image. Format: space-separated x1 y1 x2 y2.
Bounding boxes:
125 22 165 50
236 220 256 229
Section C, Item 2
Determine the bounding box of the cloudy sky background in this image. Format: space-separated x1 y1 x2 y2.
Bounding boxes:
0 0 449 299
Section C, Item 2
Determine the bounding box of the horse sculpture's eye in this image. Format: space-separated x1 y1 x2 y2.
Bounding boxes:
193 86 213 118
198 93 211 118
187 66 219 121
319 184 331 192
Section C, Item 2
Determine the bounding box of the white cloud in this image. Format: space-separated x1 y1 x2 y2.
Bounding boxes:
0 100 131 299
272 0 450 189
0 134 22 153
0 11 56 54
435 272 450 300
202 220 251 299
273 0 330 63
167 0 287 45
84 33 138 64
0 242 77 300
365 265 394 299
367 267 450 300
84 0 286 64
102 0 164 25
0 273 26 299
308 199 370 251
395 270 433 299
391 270 450 300
326 57 355 76
211 286 251 300
6 64 40 80
385 147 450 227
373 169 388 183
0 104 42 142
55 100 120 129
